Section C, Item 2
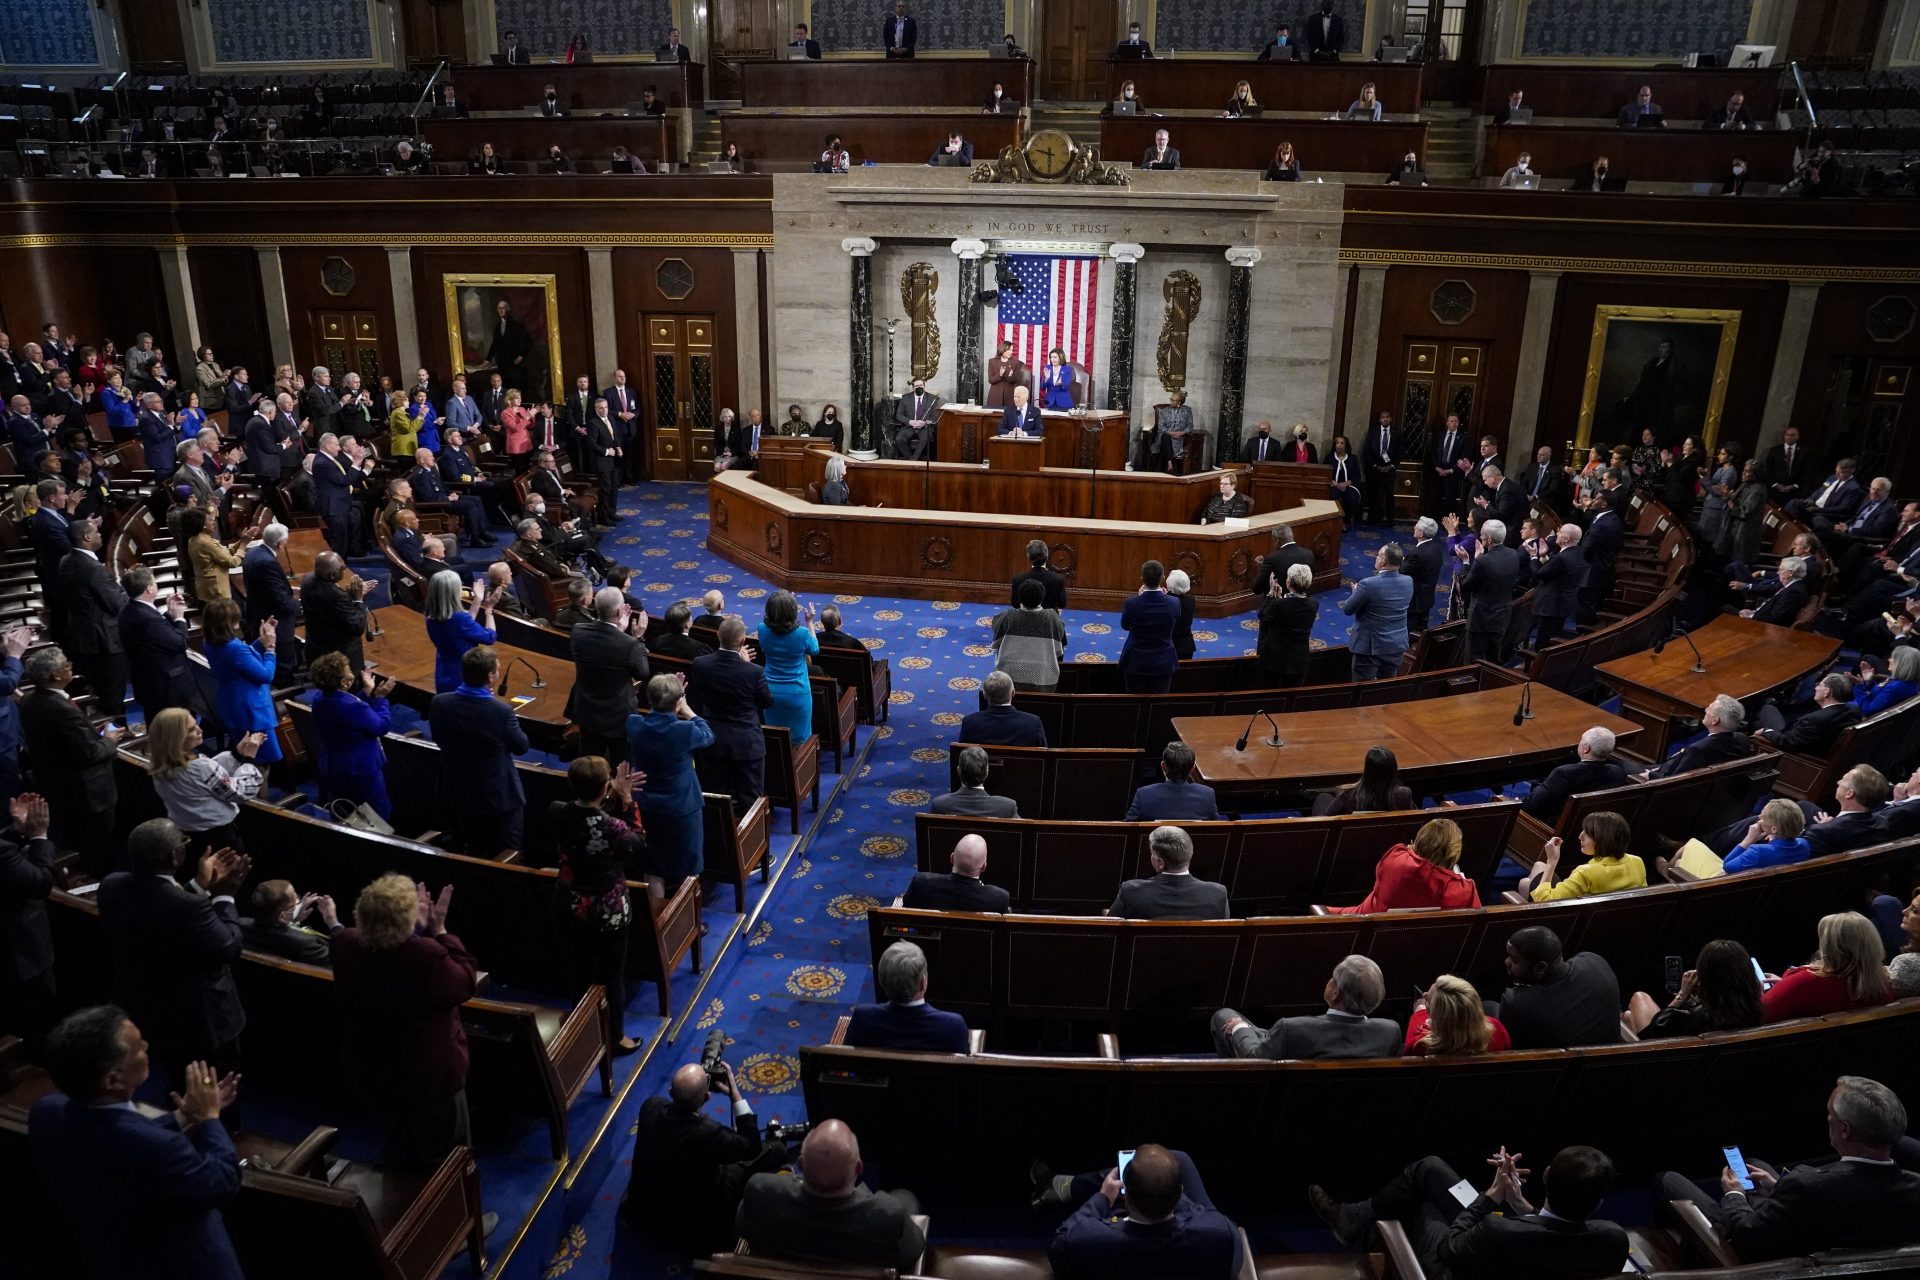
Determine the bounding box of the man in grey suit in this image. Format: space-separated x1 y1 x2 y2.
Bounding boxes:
1340 542 1414 679
1210 955 1400 1060
564 588 651 763
930 746 1018 817
1107 826 1230 919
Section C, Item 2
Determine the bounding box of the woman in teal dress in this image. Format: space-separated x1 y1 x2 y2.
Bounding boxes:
626 674 714 886
756 591 818 744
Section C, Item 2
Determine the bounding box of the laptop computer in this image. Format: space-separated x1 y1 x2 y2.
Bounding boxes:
706 160 741 173
1510 171 1540 190
1111 99 1138 115
931 153 969 167
784 46 812 60
1393 169 1428 186
1505 106 1534 125
1381 44 1412 63
1635 113 1665 128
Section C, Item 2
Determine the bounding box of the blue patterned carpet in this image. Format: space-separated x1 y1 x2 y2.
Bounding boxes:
435 480 1407 1280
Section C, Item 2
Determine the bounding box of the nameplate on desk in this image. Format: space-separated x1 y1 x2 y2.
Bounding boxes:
1222 517 1250 529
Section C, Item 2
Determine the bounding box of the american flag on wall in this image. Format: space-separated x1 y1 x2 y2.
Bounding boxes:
994 254 1101 372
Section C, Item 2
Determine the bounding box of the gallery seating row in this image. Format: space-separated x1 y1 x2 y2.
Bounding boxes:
1506 743 1781 866
943 741 1139 821
800 998 1920 1210
1771 693 1920 805
869 836 1920 1037
912 801 1522 917
108 753 706 1016
45 890 612 1162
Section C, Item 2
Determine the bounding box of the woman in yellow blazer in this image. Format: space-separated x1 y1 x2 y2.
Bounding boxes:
387 389 418 457
1521 809 1647 901
183 506 255 602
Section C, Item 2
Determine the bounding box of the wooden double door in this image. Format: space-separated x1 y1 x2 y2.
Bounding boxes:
1041 0 1116 100
643 314 720 482
707 0 782 99
314 311 383 390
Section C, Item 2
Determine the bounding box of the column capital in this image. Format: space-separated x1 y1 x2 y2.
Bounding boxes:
950 238 988 260
1225 246 1263 269
842 237 878 257
1108 242 1146 264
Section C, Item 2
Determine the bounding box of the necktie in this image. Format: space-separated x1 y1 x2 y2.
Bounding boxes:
1532 469 1544 497
1444 430 1454 460
1382 428 1390 455
1785 444 1795 470
751 426 760 452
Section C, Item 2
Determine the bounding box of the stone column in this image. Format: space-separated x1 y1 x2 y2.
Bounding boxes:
1218 245 1262 466
732 248 765 421
843 237 877 453
1105 243 1144 413
1509 270 1562 450
255 247 295 369
157 246 202 361
951 238 987 404
1758 282 1822 453
387 247 420 383
1321 264 1353 440
1342 264 1389 436
586 247 617 382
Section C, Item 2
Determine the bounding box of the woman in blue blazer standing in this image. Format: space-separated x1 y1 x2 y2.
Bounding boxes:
1118 559 1183 694
627 674 715 886
423 569 500 693
309 650 394 818
201 597 282 782
1038 347 1074 410
757 591 819 744
1854 647 1919 717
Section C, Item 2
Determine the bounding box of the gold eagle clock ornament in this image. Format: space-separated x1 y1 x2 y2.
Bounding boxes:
972 130 1130 186
1022 129 1076 181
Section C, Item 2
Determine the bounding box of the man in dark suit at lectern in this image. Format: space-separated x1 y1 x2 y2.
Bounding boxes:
999 384 1042 437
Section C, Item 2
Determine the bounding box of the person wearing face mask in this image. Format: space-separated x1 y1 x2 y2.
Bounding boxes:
781 403 809 437
982 82 1013 114
1385 151 1427 186
1303 0 1344 60
1240 420 1277 465
1258 23 1300 61
538 84 566 118
1499 151 1536 188
891 378 941 459
1570 154 1616 192
809 403 844 453
1117 80 1143 111
1723 157 1751 196
1114 21 1152 57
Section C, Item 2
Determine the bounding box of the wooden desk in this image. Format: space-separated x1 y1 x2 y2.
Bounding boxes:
1482 123 1798 184
1475 65 1781 123
453 62 706 112
350 604 577 750
421 116 674 166
1108 59 1423 114
1100 114 1426 173
1175 683 1641 804
1249 460 1334 516
743 57 1030 108
934 406 1131 471
984 434 1044 472
1593 614 1840 759
706 468 1342 615
721 111 1020 169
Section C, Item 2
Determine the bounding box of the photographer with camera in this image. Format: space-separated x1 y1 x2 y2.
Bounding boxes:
624 1030 790 1254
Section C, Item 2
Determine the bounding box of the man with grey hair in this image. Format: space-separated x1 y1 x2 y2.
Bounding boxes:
1459 516 1521 662
1522 726 1626 819
957 669 1046 746
930 745 1018 817
903 833 1010 912
1637 693 1751 781
1107 825 1230 919
19 646 124 872
690 588 727 646
510 517 573 582
1743 555 1811 626
301 364 338 436
1210 955 1400 1060
173 438 218 509
136 390 174 473
1753 672 1858 756
1254 522 1315 597
1656 1075 1920 1259
1474 464 1526 542
1822 475 1897 555
1406 515 1445 633
1340 542 1413 679
844 940 970 1053
565 584 649 763
1528 520 1586 649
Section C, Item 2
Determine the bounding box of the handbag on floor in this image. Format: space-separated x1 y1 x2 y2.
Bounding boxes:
330 797 394 836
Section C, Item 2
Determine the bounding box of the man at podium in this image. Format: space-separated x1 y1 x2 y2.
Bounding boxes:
999 385 1043 437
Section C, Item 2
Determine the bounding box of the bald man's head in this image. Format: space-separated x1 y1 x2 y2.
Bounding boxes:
668 1062 710 1108
1123 1144 1183 1221
701 589 725 614
951 835 988 878
798 1120 862 1198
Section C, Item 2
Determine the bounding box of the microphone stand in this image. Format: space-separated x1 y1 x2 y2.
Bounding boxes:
1652 625 1706 674
496 654 546 698
1233 708 1285 751
1512 679 1533 726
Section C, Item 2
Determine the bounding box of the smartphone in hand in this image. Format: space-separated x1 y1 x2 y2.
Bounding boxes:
1723 1145 1755 1191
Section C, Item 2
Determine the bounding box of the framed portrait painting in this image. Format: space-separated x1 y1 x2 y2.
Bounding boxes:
1576 306 1740 452
443 273 563 406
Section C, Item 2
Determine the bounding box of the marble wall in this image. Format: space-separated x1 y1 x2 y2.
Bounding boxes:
767 170 1344 463
0 0 98 65
1518 0 1754 58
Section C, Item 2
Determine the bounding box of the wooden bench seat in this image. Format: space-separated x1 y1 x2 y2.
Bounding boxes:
704 792 773 912
946 741 1140 821
1768 693 1920 805
1505 746 1780 867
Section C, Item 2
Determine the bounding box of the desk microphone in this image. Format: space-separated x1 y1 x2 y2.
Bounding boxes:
497 654 546 698
1234 709 1285 751
1512 679 1533 726
1651 624 1706 674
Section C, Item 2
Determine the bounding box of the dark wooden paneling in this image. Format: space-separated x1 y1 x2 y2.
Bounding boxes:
1370 266 1531 451
742 58 1029 108
421 117 674 167
1102 115 1425 173
722 113 1020 168
1110 59 1423 112
410 248 593 401
1483 123 1798 184
1539 274 1788 464
187 247 270 386
1475 66 1782 121
452 62 706 112
278 247 398 387
610 246 741 478
0 247 170 359
1791 283 1920 496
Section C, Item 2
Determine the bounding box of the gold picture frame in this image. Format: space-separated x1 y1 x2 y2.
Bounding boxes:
1575 305 1741 452
442 272 564 406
